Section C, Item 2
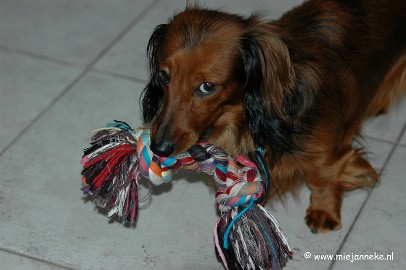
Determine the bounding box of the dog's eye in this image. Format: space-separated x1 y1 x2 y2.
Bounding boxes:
196 82 216 96
158 71 170 85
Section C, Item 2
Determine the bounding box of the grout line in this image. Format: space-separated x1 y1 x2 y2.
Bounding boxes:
328 122 406 270
398 142 406 148
0 44 85 69
77 0 161 75
90 67 147 84
0 45 147 84
0 0 161 159
0 67 87 158
0 247 79 270
363 134 397 145
398 123 406 145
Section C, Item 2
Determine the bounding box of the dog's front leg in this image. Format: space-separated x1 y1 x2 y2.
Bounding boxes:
305 181 343 233
304 148 378 233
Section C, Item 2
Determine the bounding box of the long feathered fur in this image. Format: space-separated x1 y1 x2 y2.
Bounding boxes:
140 0 406 233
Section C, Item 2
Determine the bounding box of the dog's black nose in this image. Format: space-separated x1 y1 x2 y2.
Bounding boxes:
150 139 174 157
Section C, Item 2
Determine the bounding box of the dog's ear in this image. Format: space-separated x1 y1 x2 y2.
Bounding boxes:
241 21 313 155
140 24 169 123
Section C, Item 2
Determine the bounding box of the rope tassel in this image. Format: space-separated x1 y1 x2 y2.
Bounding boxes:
81 121 292 269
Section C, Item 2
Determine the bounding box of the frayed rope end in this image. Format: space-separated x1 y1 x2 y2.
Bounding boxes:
215 202 293 270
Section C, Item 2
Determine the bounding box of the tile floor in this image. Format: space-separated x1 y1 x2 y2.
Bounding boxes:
0 0 405 269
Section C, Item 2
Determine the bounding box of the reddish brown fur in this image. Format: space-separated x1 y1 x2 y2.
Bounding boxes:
143 0 406 233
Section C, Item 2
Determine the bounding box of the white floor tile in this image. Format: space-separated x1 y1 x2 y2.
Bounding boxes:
362 97 406 143
0 251 64 270
331 146 406 270
0 50 81 153
0 0 153 66
0 73 141 269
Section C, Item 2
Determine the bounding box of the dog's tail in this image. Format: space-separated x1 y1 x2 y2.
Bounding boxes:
367 52 406 116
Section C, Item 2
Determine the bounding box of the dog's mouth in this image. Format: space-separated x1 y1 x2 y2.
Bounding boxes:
168 128 211 157
151 130 205 157
198 128 211 143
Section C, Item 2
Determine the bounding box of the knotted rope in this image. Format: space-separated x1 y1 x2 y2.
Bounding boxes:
81 121 292 270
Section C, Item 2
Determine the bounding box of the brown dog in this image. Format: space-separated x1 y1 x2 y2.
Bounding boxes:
141 0 406 233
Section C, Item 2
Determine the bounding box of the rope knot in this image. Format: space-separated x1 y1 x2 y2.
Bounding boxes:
134 128 264 212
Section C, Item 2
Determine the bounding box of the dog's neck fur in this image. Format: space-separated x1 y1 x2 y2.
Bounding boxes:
205 104 256 157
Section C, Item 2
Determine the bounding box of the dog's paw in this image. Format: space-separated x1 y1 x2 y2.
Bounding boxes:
305 208 342 234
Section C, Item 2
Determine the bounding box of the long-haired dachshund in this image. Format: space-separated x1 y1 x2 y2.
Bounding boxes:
141 0 406 233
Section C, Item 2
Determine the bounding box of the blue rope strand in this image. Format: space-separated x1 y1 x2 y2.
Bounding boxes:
256 147 270 189
223 198 256 249
259 223 278 259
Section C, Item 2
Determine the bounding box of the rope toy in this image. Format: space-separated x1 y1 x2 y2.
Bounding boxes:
81 120 292 270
